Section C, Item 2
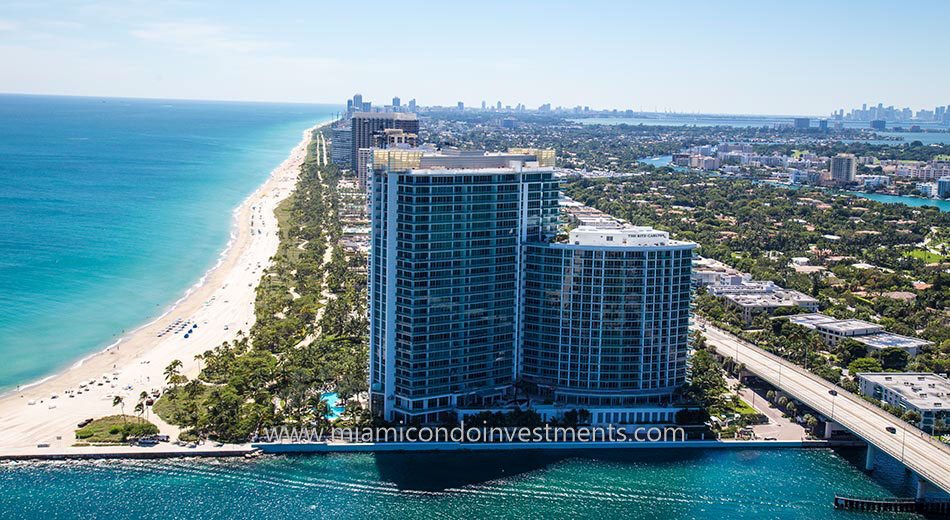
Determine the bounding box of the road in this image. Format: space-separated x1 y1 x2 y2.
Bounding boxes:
726 375 806 441
699 320 950 493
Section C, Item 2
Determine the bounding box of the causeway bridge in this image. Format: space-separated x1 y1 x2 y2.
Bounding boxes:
699 320 950 497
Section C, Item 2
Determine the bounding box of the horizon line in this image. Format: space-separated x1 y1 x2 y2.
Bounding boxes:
5 91 945 122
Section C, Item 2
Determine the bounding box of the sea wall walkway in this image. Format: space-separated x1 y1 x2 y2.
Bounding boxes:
251 439 860 454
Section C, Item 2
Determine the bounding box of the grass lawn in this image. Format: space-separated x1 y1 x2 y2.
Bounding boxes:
729 398 758 416
74 415 158 444
714 397 758 419
903 249 946 263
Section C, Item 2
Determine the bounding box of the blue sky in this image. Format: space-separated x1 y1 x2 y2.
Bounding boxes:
1 0 948 115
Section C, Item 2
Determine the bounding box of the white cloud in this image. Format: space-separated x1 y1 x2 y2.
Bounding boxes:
130 21 279 54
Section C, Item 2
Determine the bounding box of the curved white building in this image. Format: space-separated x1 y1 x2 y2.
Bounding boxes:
522 227 696 407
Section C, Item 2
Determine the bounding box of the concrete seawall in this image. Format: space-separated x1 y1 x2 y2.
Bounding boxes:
0 445 255 462
0 439 866 461
253 439 863 454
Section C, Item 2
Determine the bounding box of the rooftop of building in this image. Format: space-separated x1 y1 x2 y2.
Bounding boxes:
692 257 743 275
709 280 819 306
853 332 932 351
372 148 556 171
814 319 884 334
777 313 929 351
351 111 418 120
857 372 950 410
722 290 818 308
779 312 841 329
568 225 688 247
560 199 629 229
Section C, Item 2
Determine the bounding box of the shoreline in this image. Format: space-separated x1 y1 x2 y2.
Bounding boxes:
0 439 865 462
7 172 251 398
0 120 330 457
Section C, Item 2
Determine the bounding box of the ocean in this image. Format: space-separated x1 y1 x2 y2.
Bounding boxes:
0 97 938 518
0 449 927 518
0 94 338 390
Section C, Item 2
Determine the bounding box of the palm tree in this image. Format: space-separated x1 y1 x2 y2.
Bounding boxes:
113 395 125 420
164 359 186 388
194 353 205 376
139 391 150 421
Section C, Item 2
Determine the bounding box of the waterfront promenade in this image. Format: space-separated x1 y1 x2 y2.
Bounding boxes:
251 439 850 455
699 319 950 494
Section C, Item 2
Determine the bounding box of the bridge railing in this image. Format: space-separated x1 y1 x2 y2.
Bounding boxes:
702 319 950 458
712 339 944 485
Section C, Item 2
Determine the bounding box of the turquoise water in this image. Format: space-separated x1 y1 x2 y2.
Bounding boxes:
0 95 338 390
849 191 950 212
321 392 345 419
639 155 673 168
856 131 950 146
0 449 926 518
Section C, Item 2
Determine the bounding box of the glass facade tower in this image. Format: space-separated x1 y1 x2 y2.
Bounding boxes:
522 228 695 407
369 149 558 423
369 150 695 424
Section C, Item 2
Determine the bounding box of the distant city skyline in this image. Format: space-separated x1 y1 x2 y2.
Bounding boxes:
1 1 949 115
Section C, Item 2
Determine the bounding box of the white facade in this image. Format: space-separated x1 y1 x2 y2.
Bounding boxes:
568 225 674 247
858 373 949 431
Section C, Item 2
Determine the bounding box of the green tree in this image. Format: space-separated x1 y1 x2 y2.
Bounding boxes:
786 402 798 416
164 359 186 387
848 357 883 375
837 339 867 365
112 395 125 419
878 347 910 371
686 350 728 411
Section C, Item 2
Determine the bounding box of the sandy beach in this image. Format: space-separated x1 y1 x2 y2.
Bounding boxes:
0 125 318 457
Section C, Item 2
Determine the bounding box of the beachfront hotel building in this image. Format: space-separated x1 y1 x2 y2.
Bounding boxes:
368 148 696 424
521 227 695 409
351 112 419 170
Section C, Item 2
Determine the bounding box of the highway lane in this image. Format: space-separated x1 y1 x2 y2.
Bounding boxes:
698 320 950 493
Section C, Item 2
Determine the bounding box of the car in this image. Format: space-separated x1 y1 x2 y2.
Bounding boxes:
885 426 897 434
36 443 50 448
763 436 777 441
